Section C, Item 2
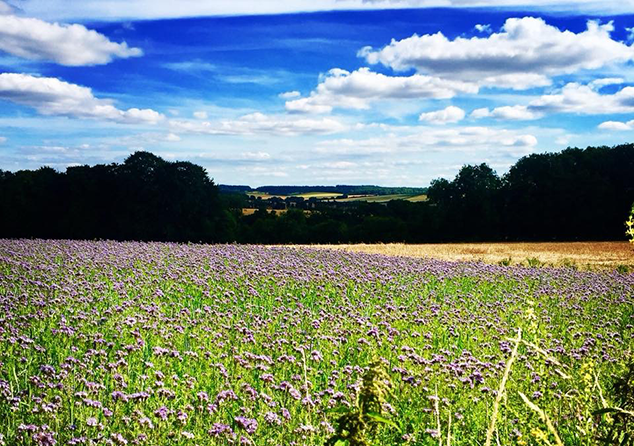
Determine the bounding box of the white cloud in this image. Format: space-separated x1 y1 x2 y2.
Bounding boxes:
14 1 634 21
315 126 537 156
0 15 142 66
529 82 634 115
475 81 634 120
279 91 301 99
555 136 571 145
324 161 357 169
589 77 624 89
470 108 491 119
361 17 634 90
285 67 478 114
241 151 271 160
472 105 540 120
598 120 634 130
0 136 6 143
0 73 164 124
193 111 208 119
165 133 181 142
474 24 492 34
170 112 348 136
419 105 465 124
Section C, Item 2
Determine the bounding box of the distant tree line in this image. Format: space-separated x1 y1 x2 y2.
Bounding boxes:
0 152 234 242
219 184 428 196
1 144 633 243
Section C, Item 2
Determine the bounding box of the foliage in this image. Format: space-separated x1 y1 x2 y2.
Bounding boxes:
326 361 398 446
595 358 634 445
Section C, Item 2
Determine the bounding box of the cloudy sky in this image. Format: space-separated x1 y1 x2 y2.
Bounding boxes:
1 1 634 186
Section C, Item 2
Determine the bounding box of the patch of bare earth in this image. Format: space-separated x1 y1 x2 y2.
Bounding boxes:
296 242 634 269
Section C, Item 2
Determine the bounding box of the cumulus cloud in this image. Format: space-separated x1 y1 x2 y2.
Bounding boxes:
0 73 163 124
361 17 634 90
285 67 478 114
598 120 634 130
193 111 208 119
0 15 142 66
419 105 465 124
471 105 540 120
170 112 348 136
0 136 6 143
529 82 634 115
474 81 634 120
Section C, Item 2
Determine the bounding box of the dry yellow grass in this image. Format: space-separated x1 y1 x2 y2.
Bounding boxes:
298 242 634 269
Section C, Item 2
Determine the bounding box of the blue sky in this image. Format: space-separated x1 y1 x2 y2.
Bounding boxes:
1 1 634 186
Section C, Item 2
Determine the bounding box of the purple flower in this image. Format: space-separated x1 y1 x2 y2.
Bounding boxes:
235 416 258 434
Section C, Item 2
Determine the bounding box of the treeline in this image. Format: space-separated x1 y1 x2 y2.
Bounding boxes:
1 144 633 243
0 152 234 242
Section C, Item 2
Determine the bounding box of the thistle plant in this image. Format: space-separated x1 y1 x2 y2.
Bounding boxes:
326 361 399 446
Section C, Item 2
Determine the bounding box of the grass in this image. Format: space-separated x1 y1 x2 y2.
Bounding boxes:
0 240 632 445
304 241 634 270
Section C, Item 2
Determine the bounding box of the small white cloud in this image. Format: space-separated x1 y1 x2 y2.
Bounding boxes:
470 108 491 119
193 111 208 119
589 77 624 89
0 136 6 143
0 15 142 66
474 24 492 34
471 105 539 120
555 136 570 145
324 161 357 169
165 133 181 142
419 105 465 124
0 73 163 124
241 151 271 160
598 120 634 130
279 90 301 99
490 105 539 120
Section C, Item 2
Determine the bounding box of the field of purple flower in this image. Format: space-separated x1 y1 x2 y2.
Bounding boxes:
0 240 633 445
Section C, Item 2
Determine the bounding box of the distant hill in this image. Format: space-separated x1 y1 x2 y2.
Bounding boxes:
219 184 428 196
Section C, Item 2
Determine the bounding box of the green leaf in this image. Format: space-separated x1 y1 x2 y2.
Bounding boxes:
365 412 401 432
593 408 620 415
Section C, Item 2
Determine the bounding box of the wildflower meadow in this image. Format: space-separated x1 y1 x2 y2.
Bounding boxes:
0 240 632 445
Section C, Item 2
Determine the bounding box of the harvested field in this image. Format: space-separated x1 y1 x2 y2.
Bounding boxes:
301 241 634 269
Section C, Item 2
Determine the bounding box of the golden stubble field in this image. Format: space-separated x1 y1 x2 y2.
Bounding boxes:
295 242 634 269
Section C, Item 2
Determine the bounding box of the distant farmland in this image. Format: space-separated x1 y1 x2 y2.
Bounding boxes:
246 190 427 203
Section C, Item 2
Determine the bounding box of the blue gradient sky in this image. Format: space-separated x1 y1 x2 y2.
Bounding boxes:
1 1 634 186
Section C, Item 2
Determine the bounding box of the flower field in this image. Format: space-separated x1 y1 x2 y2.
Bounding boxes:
0 240 633 445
